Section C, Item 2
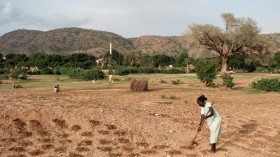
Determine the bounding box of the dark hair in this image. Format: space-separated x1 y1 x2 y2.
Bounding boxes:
197 95 207 102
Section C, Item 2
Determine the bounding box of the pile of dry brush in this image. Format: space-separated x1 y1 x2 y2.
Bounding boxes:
130 79 148 92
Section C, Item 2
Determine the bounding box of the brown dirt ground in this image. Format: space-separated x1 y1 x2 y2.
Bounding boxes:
0 83 280 157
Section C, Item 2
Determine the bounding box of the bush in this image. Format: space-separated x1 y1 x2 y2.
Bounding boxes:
114 68 131 75
0 68 4 74
82 69 106 80
114 67 185 75
27 70 41 75
114 67 155 75
61 67 105 80
220 73 235 88
161 68 186 74
39 68 53 74
171 79 183 85
228 53 244 69
252 78 280 92
159 79 166 83
9 70 28 80
189 68 195 73
59 67 71 75
53 67 61 75
0 74 9 79
130 79 148 92
195 59 219 86
245 64 256 72
141 67 160 73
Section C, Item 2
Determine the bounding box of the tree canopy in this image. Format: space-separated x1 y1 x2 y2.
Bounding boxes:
183 13 267 73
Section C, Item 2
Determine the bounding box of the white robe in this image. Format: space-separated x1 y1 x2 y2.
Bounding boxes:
201 102 222 144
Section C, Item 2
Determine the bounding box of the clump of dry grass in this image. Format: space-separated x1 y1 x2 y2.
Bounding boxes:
52 119 68 128
130 79 148 92
71 125 82 131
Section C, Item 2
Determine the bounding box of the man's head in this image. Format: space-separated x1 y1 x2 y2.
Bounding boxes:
197 95 207 107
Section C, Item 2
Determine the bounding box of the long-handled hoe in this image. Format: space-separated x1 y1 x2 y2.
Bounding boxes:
190 98 216 145
190 110 210 145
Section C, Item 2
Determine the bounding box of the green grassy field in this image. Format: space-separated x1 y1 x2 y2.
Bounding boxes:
1 73 279 93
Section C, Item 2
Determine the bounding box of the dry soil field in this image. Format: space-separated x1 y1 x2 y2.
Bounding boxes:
0 73 279 157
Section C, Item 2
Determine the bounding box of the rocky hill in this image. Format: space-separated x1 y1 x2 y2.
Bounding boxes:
0 28 134 56
129 35 186 56
0 27 279 57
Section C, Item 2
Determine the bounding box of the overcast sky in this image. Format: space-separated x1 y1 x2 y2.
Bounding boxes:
0 0 279 38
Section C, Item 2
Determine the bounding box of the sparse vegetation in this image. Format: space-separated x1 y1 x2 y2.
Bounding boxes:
252 78 280 92
221 73 235 88
159 79 166 83
161 94 178 99
61 68 105 80
171 79 183 85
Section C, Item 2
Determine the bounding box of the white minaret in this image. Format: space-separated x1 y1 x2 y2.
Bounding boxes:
109 41 112 55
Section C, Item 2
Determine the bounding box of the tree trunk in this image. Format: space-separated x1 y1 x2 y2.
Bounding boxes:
186 62 189 73
221 56 228 73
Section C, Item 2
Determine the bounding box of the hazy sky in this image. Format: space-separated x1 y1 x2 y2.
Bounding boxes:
0 0 279 37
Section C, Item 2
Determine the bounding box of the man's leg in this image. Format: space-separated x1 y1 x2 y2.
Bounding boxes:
211 143 216 153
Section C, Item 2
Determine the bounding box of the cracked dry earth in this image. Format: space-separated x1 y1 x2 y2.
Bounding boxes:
0 88 279 157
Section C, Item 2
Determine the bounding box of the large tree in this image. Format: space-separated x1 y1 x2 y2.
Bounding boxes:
183 13 267 73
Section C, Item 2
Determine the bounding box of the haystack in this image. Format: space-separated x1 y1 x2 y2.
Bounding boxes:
130 79 148 92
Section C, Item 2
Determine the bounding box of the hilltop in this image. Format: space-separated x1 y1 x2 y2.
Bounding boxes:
0 28 186 56
0 27 279 57
0 28 134 56
129 35 186 56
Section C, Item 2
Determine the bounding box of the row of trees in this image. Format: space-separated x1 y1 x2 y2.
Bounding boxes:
2 53 97 69
102 50 192 68
1 50 280 74
0 51 192 71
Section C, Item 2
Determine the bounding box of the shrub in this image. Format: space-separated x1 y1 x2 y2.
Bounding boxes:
59 67 71 75
161 68 186 74
114 67 132 75
27 70 41 75
82 69 106 80
189 68 195 73
141 67 159 73
159 79 166 83
195 59 219 86
61 67 105 80
53 67 61 75
169 95 177 99
9 70 28 80
39 68 53 74
228 53 244 69
245 64 256 72
130 79 148 92
67 68 85 79
244 58 258 72
0 68 4 74
220 73 235 88
252 78 280 92
171 79 182 85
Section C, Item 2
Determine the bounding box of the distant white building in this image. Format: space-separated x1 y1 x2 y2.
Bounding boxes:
110 41 112 55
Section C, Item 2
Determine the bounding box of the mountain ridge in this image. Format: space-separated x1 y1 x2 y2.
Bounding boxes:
0 27 279 57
